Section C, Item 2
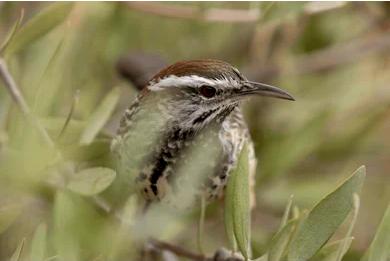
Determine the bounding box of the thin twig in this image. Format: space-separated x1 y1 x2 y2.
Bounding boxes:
0 57 55 148
57 89 80 140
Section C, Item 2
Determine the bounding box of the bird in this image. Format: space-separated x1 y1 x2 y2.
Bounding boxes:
111 59 294 207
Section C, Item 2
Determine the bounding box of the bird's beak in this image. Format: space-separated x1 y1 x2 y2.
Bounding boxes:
239 81 295 101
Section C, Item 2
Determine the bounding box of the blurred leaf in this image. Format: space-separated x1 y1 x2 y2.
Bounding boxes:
279 195 294 232
362 203 390 261
67 167 116 196
31 25 68 116
0 8 24 54
5 2 73 55
79 88 120 145
310 237 353 261
0 201 22 234
62 140 111 162
288 166 366 261
42 117 86 144
53 191 80 261
253 254 268 261
108 195 137 259
10 238 25 261
225 143 251 259
262 2 306 23
30 223 47 261
268 219 299 261
319 105 390 159
261 111 330 179
57 90 80 140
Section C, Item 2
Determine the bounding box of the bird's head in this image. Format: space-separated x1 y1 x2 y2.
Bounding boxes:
145 59 294 129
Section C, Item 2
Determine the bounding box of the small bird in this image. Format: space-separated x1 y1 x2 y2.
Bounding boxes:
112 59 294 206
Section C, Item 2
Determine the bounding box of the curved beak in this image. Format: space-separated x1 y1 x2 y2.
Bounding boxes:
239 81 295 101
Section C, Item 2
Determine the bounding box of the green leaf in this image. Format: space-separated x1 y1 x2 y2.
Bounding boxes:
279 195 294 232
288 165 366 261
67 167 116 196
269 219 299 261
79 88 121 145
62 140 111 162
5 2 73 56
53 192 80 261
30 223 47 261
362 203 390 261
0 8 24 54
0 201 22 234
334 194 360 261
225 143 251 260
310 237 354 261
224 162 238 252
10 238 25 261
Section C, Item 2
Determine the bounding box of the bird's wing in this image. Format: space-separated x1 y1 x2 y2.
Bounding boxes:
111 93 169 185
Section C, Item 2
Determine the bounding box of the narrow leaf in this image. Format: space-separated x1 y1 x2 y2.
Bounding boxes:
362 202 390 261
79 88 120 145
58 90 80 140
225 162 238 252
279 195 294 232
288 166 366 261
310 237 354 261
62 140 111 162
335 194 360 261
232 143 251 260
67 167 116 196
10 238 25 261
5 3 73 55
30 223 47 261
269 219 299 261
53 192 80 261
0 201 22 234
0 8 24 54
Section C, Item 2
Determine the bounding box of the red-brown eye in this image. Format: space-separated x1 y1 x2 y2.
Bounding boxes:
199 85 216 98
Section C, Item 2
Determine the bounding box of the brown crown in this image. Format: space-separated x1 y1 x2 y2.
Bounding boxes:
151 59 245 83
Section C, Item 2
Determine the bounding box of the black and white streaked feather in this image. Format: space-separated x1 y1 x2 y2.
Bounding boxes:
112 59 292 206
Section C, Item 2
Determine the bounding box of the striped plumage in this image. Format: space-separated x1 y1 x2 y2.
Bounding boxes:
112 59 293 206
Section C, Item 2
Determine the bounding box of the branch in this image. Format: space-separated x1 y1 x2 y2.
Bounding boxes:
289 30 390 76
125 2 348 24
125 2 260 23
0 57 55 148
247 29 390 82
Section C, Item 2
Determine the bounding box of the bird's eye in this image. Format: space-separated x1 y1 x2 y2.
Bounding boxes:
199 85 216 98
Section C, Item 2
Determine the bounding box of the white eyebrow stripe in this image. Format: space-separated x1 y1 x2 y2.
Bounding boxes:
148 75 216 91
147 75 241 91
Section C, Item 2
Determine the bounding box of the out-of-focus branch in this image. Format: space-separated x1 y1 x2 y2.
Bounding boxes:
0 57 55 148
247 29 390 82
289 30 390 76
125 2 348 24
125 2 260 23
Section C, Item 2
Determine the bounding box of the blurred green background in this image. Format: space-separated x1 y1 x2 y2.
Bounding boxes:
0 2 389 261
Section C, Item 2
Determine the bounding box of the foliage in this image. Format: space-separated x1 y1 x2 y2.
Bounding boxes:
0 2 389 261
